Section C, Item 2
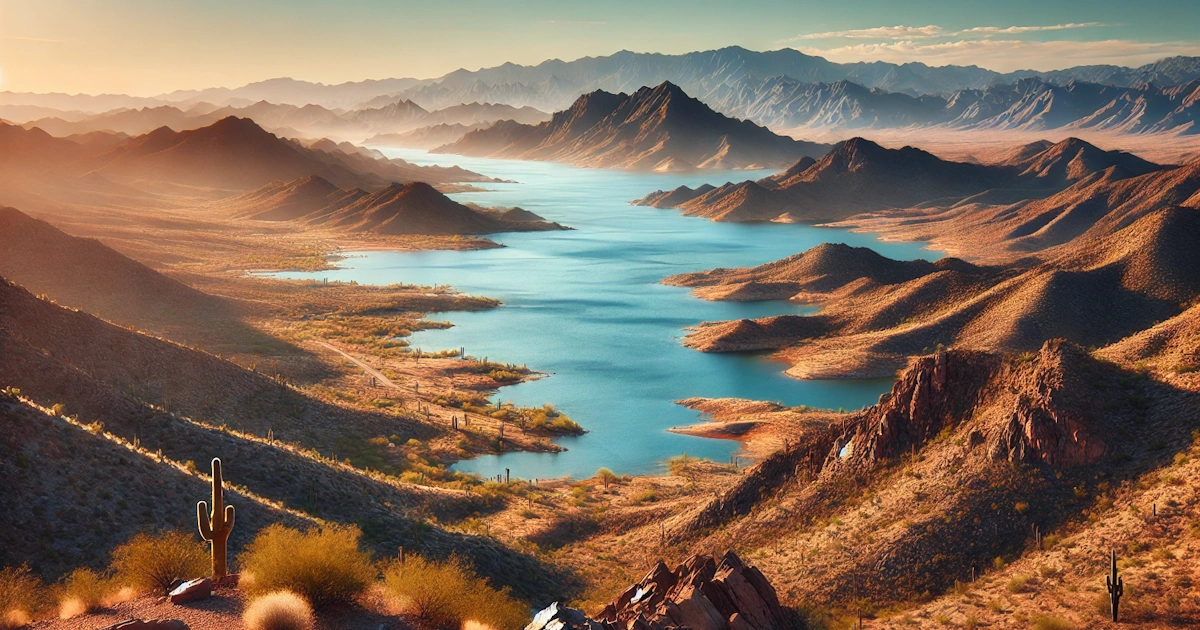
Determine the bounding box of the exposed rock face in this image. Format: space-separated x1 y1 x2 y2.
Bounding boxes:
526 552 799 630
831 342 1108 474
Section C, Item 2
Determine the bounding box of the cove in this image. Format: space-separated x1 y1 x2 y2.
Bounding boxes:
270 149 940 479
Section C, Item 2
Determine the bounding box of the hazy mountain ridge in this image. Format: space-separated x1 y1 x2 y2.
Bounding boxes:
10 98 551 144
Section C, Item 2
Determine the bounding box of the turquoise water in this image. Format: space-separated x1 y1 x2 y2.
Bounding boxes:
271 149 939 479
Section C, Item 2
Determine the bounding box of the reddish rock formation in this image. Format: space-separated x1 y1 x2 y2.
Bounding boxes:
527 552 799 630
167 577 210 604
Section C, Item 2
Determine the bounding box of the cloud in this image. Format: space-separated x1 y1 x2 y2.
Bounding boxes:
794 38 1200 73
957 22 1106 35
788 25 943 41
786 22 1107 42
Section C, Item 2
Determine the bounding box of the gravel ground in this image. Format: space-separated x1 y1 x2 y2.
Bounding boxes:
30 587 413 630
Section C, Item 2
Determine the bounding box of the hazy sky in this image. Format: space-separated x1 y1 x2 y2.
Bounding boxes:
2 0 1198 95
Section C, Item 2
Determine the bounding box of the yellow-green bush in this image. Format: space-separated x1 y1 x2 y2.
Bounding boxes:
0 565 47 628
111 530 208 595
57 568 109 617
239 525 375 608
382 555 528 630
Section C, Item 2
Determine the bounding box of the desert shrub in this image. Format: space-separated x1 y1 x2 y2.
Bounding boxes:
243 591 315 630
667 453 699 476
57 568 109 618
110 530 208 595
239 524 375 608
0 565 47 628
1030 614 1073 630
1006 574 1033 593
382 555 528 630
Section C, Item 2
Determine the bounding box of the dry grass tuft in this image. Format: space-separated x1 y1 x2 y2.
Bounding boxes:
382 554 529 630
239 524 375 608
243 591 315 630
110 530 209 595
57 568 109 618
0 565 46 628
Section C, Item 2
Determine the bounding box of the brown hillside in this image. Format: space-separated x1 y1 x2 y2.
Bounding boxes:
0 206 254 346
659 342 1200 608
681 206 1200 379
839 160 1199 263
221 177 566 235
665 242 980 302
636 137 1161 224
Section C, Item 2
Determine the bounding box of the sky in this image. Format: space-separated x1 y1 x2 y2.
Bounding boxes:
1 0 1198 95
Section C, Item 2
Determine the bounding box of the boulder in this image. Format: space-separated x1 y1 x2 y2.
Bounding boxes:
168 577 211 604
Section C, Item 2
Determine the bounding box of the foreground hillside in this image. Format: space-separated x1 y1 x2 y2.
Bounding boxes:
437 82 829 170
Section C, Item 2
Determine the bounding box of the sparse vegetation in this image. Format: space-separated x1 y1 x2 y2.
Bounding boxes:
381 554 529 630
239 525 376 608
57 568 110 618
110 530 209 595
0 565 46 629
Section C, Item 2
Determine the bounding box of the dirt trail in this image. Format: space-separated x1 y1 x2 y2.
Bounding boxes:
316 339 399 388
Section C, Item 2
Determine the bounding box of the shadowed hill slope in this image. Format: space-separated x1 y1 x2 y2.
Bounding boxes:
0 207 268 349
0 281 573 599
0 392 316 580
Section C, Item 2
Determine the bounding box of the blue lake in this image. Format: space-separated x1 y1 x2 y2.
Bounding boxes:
271 149 940 479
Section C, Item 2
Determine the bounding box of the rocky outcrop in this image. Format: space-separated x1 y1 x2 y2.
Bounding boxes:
526 552 800 630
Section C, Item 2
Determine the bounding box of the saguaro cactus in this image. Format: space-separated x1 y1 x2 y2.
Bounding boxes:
197 457 236 580
1106 549 1123 622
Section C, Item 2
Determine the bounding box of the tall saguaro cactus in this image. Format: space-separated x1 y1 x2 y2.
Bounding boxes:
197 457 236 580
1106 549 1123 622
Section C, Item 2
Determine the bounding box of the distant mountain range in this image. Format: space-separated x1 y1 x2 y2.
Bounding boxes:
437 82 829 170
3 47 1199 116
8 99 549 143
4 48 1200 141
705 76 1200 134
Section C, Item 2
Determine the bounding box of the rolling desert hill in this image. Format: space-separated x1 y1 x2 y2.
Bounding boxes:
636 137 1162 223
664 242 982 302
0 206 247 342
678 203 1200 381
220 175 566 235
437 81 829 170
838 156 1200 262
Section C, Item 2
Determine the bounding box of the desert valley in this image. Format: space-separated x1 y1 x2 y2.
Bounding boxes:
3 4 1200 630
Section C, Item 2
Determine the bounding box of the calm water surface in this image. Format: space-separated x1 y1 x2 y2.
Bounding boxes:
272 149 939 479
